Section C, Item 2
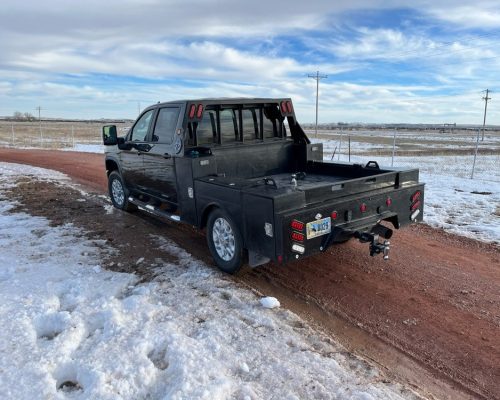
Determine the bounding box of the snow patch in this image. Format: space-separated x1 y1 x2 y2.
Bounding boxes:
260 296 281 309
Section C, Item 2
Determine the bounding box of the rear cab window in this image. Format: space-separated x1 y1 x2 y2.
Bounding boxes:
189 103 287 147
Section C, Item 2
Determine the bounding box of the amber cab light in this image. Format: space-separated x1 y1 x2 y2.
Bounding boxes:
291 232 305 242
290 220 304 231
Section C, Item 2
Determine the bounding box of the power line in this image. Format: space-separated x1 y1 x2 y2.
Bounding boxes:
308 71 328 137
481 89 491 141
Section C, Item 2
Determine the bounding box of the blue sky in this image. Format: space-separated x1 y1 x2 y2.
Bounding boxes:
1 0 499 124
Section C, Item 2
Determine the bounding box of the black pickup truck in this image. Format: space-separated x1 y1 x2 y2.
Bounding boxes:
102 98 424 273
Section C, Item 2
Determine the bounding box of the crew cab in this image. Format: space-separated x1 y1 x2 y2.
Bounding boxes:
102 98 424 273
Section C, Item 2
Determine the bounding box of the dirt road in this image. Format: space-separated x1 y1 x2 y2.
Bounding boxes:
1 148 499 400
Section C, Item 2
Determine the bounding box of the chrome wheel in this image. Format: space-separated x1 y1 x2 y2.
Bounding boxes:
212 217 236 261
111 178 125 207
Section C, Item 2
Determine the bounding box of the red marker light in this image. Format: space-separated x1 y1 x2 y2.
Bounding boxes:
291 232 304 242
277 255 283 264
386 198 392 206
360 203 367 213
196 104 204 118
411 201 421 212
290 220 304 231
286 101 293 113
331 211 338 220
280 101 287 113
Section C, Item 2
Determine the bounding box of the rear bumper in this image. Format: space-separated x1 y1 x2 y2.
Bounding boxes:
276 183 424 263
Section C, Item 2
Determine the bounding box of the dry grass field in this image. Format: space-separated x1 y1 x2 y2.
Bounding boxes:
0 120 132 149
0 120 498 180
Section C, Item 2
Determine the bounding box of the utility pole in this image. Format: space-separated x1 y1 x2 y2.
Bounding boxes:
35 106 43 145
481 89 491 141
308 71 328 137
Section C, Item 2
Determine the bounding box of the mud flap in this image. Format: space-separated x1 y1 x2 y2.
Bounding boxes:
248 250 271 268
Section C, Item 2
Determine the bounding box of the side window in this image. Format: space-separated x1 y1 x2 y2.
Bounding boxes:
130 110 154 142
196 108 217 145
151 107 180 144
220 109 238 143
242 109 258 141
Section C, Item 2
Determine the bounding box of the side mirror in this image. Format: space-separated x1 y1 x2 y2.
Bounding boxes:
102 125 118 146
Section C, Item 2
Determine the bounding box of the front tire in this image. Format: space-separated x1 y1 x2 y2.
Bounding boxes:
108 171 137 212
207 209 244 274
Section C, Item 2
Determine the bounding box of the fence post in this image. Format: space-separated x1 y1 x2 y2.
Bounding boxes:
391 130 397 167
39 120 43 147
338 129 343 160
72 125 75 148
471 128 480 179
348 135 351 162
11 124 15 146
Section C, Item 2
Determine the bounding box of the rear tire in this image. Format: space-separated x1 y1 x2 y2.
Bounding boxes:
108 171 137 212
207 209 244 274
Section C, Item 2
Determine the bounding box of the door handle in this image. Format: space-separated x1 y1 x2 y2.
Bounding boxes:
163 153 172 159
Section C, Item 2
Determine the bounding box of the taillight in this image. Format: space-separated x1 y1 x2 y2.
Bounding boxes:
360 203 367 213
386 198 392 206
286 101 293 113
290 220 304 231
196 104 204 118
280 101 287 113
331 211 338 220
291 232 304 242
411 201 421 212
411 191 421 203
188 104 196 119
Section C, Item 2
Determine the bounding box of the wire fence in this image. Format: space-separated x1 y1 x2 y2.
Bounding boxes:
0 121 131 151
0 122 498 183
307 128 500 183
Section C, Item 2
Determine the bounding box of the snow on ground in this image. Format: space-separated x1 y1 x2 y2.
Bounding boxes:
0 163 419 400
333 154 500 243
310 140 500 244
421 173 500 243
61 143 105 153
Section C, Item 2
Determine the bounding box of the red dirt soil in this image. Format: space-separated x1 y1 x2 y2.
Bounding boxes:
1 147 499 400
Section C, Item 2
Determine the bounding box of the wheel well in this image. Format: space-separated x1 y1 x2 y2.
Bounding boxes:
200 204 219 229
106 159 119 176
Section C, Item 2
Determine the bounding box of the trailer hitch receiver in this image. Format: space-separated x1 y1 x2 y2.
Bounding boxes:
355 231 391 260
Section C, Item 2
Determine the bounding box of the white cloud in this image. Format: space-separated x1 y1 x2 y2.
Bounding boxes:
426 4 500 28
1 0 499 122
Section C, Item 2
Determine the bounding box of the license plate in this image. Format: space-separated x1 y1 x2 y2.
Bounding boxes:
306 217 331 239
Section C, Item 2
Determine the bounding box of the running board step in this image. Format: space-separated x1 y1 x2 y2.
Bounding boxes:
128 197 181 222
